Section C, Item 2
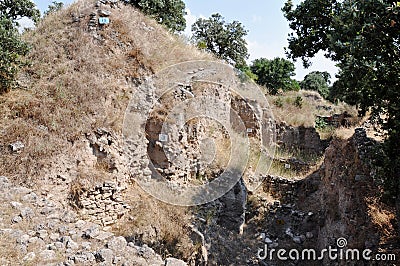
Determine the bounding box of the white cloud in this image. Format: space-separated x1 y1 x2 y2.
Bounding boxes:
251 15 262 23
293 51 338 82
184 8 197 37
17 17 35 33
183 8 206 38
246 39 286 62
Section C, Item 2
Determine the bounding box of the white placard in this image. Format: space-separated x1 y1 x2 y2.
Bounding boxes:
159 134 168 142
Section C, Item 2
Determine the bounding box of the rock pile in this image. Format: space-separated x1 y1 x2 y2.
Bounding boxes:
79 181 131 226
0 176 186 265
86 0 118 31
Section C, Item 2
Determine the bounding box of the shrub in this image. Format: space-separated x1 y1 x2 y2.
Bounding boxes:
274 97 283 108
294 96 303 108
0 17 30 93
315 116 328 129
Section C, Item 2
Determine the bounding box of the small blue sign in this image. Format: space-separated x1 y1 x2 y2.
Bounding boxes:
99 17 110 25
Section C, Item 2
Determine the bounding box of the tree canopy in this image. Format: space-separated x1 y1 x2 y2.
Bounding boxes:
0 0 40 26
123 0 186 33
191 13 249 68
283 0 400 212
300 71 331 98
250 57 299 94
0 0 39 93
44 1 64 17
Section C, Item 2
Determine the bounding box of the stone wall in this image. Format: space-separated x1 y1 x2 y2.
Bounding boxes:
276 123 328 154
262 175 298 203
79 181 131 226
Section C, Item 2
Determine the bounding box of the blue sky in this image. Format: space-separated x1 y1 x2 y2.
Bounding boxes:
29 0 338 81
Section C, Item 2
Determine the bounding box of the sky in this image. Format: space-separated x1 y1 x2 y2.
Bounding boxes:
27 0 338 81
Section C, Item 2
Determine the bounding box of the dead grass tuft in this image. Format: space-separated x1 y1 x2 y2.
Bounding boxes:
367 197 395 237
333 126 357 140
68 178 86 209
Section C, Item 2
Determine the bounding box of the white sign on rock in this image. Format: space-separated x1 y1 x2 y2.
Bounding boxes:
159 134 168 142
99 17 110 25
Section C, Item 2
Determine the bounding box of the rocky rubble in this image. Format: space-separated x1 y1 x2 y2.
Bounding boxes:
0 176 186 265
78 181 131 226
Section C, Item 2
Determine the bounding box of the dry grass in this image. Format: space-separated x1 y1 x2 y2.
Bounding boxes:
332 126 357 140
366 197 395 237
267 147 324 179
0 234 25 265
114 183 195 260
267 90 358 127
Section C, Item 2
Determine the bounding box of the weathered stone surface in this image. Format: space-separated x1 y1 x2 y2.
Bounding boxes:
20 207 34 219
217 178 247 234
39 250 56 261
17 234 30 244
95 248 114 263
107 236 127 252
23 252 36 262
94 231 114 241
0 176 9 189
66 239 79 250
69 251 96 263
9 141 24 152
83 225 100 239
99 10 111 16
165 257 188 266
10 201 22 209
276 123 327 154
11 215 22 223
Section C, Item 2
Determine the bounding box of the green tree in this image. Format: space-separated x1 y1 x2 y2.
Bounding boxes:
283 0 400 231
44 1 64 16
0 17 30 93
300 71 331 98
123 0 186 33
250 57 299 94
191 13 249 68
0 0 40 26
0 0 39 93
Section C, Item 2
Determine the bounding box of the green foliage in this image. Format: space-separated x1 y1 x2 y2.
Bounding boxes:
274 97 283 108
191 13 249 67
283 0 400 209
300 71 331 98
290 79 300 91
314 116 328 129
0 0 40 26
123 0 186 33
44 1 64 16
294 96 303 108
0 0 39 93
0 17 30 93
236 64 257 81
250 57 298 94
